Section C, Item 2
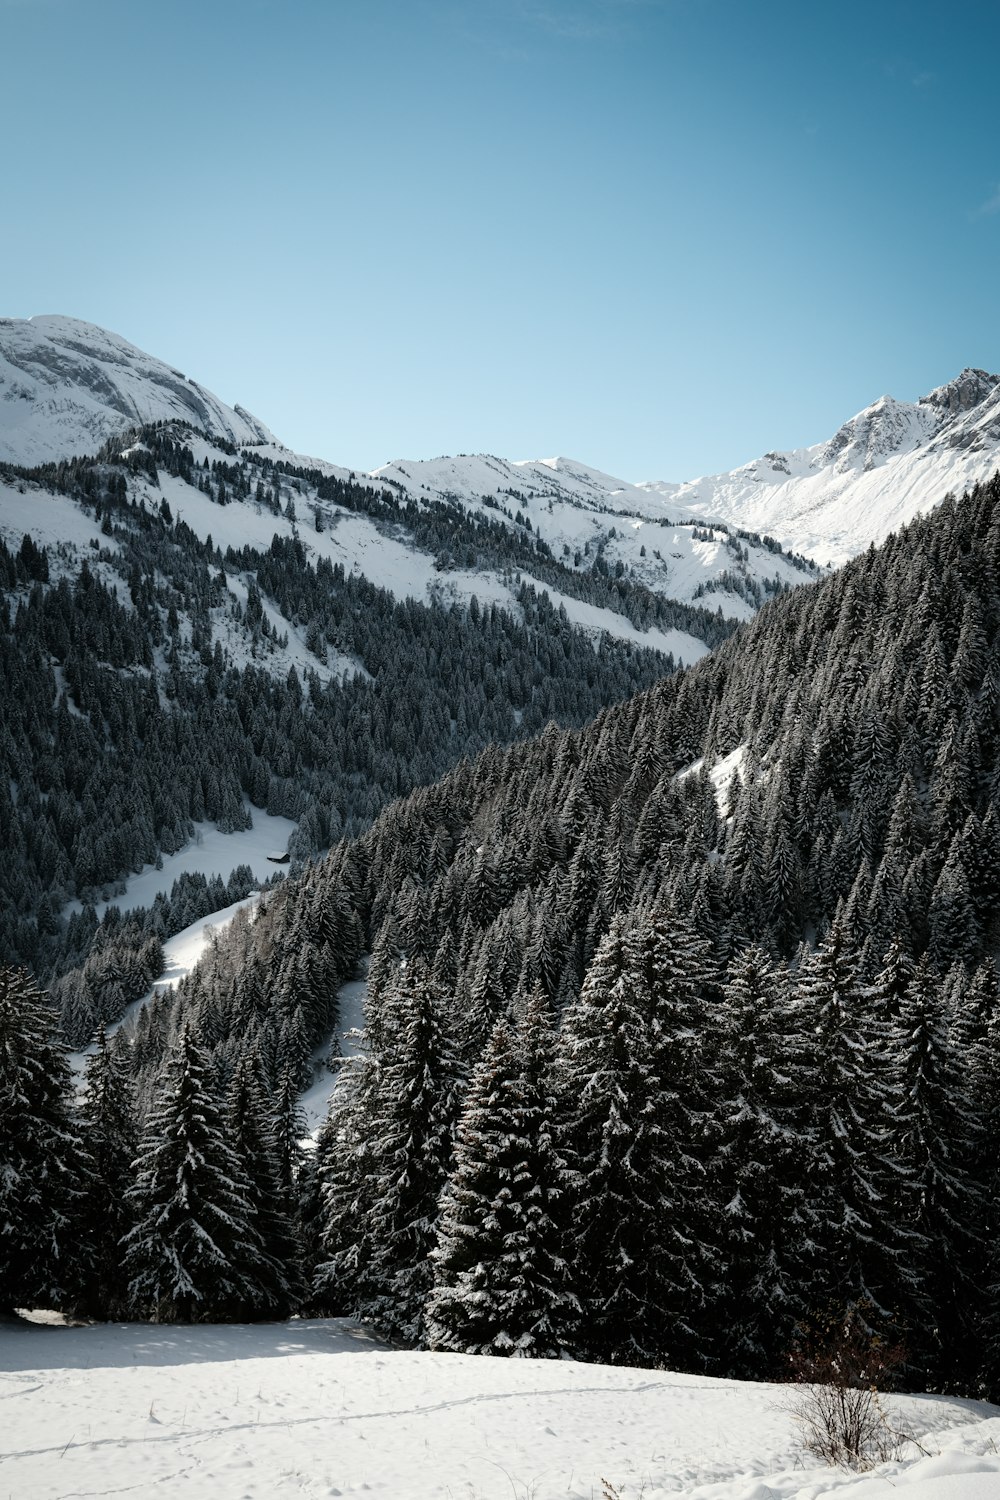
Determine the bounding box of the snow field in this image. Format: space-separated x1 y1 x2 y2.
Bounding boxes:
0 476 114 556
63 807 297 921
1 1319 997 1500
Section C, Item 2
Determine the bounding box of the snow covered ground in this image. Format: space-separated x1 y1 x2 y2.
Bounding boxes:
63 808 297 920
299 972 369 1132
2 1318 998 1500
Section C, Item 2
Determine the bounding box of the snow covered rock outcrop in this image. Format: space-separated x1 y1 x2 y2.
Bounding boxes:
641 369 1000 565
0 316 275 467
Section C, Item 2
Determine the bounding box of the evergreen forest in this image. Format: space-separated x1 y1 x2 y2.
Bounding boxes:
5 447 1000 1400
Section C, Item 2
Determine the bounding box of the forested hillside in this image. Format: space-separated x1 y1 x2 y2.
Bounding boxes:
0 422 683 1035
7 465 1000 1398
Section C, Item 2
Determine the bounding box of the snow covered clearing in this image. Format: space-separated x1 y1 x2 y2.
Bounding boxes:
1 1318 997 1500
63 808 296 920
535 581 709 665
0 475 113 556
300 972 368 1132
678 745 748 814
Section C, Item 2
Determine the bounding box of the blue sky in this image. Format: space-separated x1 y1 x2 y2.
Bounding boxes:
3 0 1000 479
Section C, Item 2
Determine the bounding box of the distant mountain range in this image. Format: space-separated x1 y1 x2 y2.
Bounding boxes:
3 315 998 572
0 316 814 638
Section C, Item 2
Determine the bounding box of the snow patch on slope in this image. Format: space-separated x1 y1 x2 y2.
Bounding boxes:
64 807 296 921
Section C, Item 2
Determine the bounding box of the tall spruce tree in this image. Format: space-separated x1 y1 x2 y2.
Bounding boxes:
80 1029 138 1317
428 990 577 1357
712 943 814 1377
795 917 915 1332
889 956 984 1386
626 901 723 1368
122 1023 278 1322
554 914 678 1365
226 1053 302 1315
318 959 462 1343
0 967 90 1316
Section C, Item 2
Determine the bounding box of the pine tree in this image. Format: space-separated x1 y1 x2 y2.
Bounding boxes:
712 944 814 1376
312 1050 379 1315
795 918 914 1331
122 1023 276 1322
553 914 678 1365
626 901 723 1367
428 991 577 1357
318 959 462 1343
226 1054 301 1315
80 1029 137 1317
889 957 984 1386
0 967 91 1315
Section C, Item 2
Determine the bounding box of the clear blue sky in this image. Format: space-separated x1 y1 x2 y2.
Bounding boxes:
3 0 1000 480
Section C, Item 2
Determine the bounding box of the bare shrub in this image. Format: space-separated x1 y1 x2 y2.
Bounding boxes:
783 1306 913 1470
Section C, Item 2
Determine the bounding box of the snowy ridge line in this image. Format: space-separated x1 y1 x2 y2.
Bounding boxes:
0 315 817 632
5 315 1000 576
640 368 1000 565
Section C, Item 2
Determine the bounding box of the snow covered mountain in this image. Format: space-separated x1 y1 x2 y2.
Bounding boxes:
5 315 999 597
0 317 816 631
642 369 1000 565
0 315 276 466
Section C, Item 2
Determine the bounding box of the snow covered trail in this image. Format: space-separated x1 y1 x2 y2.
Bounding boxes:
1 1318 998 1500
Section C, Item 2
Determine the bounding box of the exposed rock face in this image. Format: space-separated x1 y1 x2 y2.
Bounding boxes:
0 316 274 466
920 368 999 416
639 368 1000 565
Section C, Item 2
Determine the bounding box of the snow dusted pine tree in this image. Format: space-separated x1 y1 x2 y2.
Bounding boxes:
627 901 723 1369
80 1029 138 1317
712 943 814 1377
553 913 678 1366
226 1055 302 1315
122 1023 277 1322
795 915 915 1331
0 966 90 1316
428 989 578 1357
319 958 462 1343
312 1049 380 1315
889 956 984 1386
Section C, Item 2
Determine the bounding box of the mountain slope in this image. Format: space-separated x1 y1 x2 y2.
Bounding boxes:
643 369 1000 564
4 415 731 1054
364 449 815 622
0 316 276 465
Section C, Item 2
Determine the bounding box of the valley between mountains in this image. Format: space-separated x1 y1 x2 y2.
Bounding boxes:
5 316 1000 1499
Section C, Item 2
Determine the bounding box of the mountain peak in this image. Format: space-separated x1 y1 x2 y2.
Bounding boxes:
920 367 1000 415
0 316 275 466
